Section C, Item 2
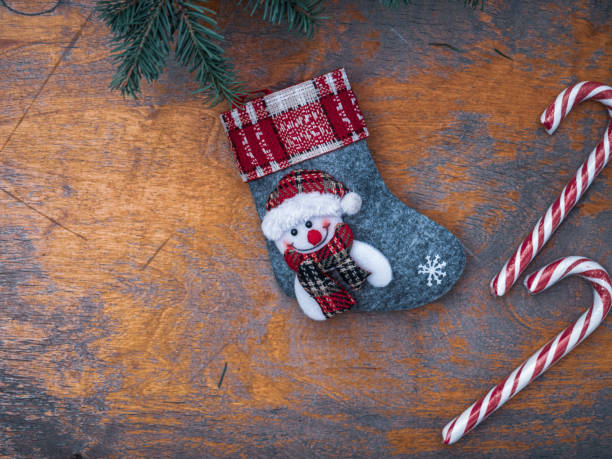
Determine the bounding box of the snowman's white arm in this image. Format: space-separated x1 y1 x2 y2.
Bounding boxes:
350 240 393 288
293 275 327 321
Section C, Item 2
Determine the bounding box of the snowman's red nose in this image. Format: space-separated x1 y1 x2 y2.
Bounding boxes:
307 229 322 246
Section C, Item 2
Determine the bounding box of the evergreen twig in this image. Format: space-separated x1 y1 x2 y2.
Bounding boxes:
97 0 244 106
98 0 176 98
97 0 485 108
238 0 325 38
175 1 245 106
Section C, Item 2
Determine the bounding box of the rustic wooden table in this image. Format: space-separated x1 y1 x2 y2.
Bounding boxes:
1 0 610 457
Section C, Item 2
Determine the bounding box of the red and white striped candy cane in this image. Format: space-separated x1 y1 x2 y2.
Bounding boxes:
490 82 612 296
443 256 611 445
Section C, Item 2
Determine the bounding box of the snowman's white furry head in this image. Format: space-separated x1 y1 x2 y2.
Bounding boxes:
261 169 362 241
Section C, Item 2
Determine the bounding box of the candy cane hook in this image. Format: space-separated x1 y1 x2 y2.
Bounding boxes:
443 256 611 445
491 82 612 296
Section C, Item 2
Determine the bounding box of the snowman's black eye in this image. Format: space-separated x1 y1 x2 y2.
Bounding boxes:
290 228 298 236
305 220 312 228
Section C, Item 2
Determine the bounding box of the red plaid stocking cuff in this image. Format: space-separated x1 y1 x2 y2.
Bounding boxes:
220 68 369 182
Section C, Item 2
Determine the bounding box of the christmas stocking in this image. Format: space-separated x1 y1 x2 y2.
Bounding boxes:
220 68 465 320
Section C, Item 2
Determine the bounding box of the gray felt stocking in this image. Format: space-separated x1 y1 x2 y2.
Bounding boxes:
220 68 465 320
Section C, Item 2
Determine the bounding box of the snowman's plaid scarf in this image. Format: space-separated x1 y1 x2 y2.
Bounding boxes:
284 223 370 318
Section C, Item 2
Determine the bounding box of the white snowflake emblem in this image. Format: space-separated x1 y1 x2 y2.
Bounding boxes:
417 254 447 287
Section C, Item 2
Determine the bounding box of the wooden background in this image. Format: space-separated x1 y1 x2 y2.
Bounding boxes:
1 0 610 457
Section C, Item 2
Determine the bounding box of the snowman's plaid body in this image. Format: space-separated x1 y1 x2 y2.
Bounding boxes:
284 223 370 318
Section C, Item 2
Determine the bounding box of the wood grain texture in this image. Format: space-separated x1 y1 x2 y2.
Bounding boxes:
1 0 610 457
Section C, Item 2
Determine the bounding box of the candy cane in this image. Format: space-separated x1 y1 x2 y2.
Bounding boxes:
443 256 611 445
490 82 612 296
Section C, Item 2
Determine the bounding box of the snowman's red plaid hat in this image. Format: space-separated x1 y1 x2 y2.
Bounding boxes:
220 68 368 182
261 169 361 240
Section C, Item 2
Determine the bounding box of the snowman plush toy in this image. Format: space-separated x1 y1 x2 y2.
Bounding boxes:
261 169 392 321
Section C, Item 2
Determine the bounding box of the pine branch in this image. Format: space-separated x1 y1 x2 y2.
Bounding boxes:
97 0 140 35
175 1 244 106
238 0 325 38
98 0 176 98
97 0 485 108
